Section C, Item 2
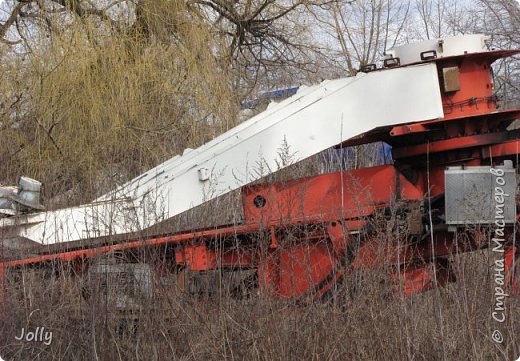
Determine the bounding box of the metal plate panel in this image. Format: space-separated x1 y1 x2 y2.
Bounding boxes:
388 34 489 65
445 166 516 225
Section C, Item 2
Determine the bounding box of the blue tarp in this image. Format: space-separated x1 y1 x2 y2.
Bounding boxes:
242 86 300 109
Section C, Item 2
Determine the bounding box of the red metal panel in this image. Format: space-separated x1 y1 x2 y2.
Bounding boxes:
392 262 453 296
390 124 429 136
441 57 496 120
176 246 256 269
258 242 337 299
504 246 518 292
219 251 255 268
180 245 217 271
242 166 424 225
482 140 520 159
393 132 510 159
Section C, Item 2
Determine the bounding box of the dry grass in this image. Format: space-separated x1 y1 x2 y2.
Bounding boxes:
0 234 519 361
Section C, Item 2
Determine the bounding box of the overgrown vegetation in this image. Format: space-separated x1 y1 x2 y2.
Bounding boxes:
0 244 518 360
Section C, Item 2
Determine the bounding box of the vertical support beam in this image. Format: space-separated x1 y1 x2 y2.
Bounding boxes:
504 246 518 292
257 249 280 298
0 263 4 307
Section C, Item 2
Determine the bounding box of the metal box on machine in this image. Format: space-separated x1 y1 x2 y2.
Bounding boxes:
445 162 517 225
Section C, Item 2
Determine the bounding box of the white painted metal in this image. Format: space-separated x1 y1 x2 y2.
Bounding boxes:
387 34 490 66
0 61 445 246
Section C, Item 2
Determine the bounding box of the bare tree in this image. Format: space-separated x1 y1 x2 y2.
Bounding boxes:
472 0 520 107
311 0 411 76
475 0 520 46
412 0 479 40
0 0 330 68
194 0 340 98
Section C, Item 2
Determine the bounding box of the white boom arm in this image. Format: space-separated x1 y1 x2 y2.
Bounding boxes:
0 61 444 246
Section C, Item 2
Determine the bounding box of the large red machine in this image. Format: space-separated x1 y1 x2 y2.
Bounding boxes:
0 34 519 304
